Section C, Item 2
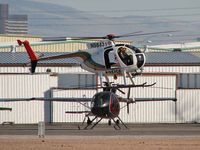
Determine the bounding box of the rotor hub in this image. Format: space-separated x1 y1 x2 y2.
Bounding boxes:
106 34 115 40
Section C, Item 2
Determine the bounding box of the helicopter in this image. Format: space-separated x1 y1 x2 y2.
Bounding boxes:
64 81 157 129
17 31 176 85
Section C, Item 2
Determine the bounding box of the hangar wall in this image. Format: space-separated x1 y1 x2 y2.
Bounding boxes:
176 90 200 123
0 65 200 124
0 74 57 124
0 70 191 124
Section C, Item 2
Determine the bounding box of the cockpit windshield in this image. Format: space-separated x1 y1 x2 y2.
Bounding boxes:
117 47 133 66
92 92 110 108
116 44 145 68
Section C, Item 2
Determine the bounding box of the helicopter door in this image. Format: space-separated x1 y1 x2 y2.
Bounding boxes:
104 49 115 68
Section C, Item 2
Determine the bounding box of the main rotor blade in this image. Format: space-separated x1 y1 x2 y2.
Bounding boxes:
42 30 177 41
111 82 156 89
42 31 142 41
114 31 143 38
118 30 178 38
42 36 106 41
134 97 177 102
52 82 156 92
0 97 91 102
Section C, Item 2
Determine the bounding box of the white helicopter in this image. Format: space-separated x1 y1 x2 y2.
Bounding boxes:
17 31 176 85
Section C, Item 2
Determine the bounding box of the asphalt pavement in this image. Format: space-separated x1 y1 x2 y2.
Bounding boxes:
0 123 200 137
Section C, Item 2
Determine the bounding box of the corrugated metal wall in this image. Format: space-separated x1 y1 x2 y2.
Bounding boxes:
0 74 57 124
0 66 200 124
176 90 200 123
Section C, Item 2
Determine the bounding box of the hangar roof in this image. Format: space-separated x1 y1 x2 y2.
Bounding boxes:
0 52 200 66
145 52 200 65
0 52 78 66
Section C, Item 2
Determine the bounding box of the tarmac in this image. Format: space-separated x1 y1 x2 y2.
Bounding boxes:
0 123 200 137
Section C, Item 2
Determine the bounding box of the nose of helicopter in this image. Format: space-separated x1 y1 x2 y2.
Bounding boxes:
91 106 110 118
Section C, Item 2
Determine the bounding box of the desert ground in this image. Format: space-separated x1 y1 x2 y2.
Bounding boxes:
0 136 200 150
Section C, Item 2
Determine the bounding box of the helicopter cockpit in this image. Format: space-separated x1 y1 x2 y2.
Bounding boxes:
91 92 110 108
117 47 133 66
117 44 145 69
91 91 120 118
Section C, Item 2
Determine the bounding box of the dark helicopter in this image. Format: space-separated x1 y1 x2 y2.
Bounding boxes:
53 81 175 130
63 82 157 130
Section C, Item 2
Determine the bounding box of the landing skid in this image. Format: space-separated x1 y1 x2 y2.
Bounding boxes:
78 116 128 130
78 116 100 130
111 116 128 130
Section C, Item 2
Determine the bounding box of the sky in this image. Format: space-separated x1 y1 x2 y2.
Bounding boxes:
36 0 199 43
30 0 200 18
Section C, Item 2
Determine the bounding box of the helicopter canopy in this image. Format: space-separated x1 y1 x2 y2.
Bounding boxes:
117 45 145 68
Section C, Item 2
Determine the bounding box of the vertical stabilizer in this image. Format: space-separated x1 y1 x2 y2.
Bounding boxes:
17 40 38 73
